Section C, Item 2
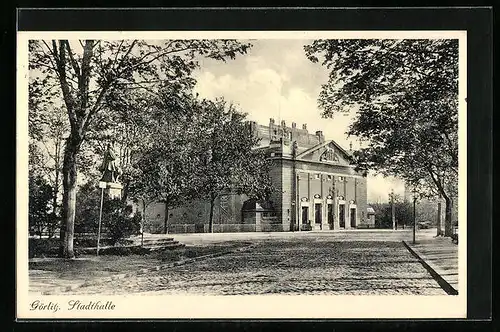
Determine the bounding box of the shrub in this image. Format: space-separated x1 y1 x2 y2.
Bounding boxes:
105 200 142 245
29 174 57 238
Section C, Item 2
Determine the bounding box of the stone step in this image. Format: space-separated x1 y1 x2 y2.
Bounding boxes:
132 240 177 247
143 240 180 247
140 238 175 244
146 243 186 251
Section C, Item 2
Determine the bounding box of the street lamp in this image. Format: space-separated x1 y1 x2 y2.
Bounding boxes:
390 189 396 230
412 189 417 245
97 181 106 256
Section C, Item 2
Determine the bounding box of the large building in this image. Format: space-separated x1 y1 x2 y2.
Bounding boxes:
142 118 371 233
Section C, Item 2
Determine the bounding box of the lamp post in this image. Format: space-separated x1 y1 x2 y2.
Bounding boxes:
390 189 395 230
97 181 106 256
413 190 417 245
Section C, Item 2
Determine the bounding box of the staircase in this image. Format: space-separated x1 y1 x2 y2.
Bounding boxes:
130 235 185 251
138 237 185 251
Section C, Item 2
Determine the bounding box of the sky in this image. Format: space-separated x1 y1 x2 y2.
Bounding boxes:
192 39 405 203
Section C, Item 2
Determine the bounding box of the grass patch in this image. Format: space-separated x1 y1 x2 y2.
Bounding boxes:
29 237 136 258
30 241 252 280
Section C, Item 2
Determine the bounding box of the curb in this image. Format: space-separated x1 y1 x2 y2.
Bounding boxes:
42 243 256 295
402 240 458 295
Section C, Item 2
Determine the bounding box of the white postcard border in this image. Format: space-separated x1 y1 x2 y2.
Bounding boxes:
17 30 467 319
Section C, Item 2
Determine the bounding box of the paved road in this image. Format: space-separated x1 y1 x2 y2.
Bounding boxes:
68 237 446 295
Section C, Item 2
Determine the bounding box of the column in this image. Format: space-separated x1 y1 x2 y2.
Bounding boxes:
333 176 340 230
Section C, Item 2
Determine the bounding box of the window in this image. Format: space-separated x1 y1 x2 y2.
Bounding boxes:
315 174 320 179
327 175 333 180
338 176 344 181
288 132 292 140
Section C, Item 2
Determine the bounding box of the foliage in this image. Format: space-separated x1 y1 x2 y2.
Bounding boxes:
74 181 101 234
122 88 200 207
105 200 142 245
29 39 252 257
190 98 275 232
305 39 459 236
74 182 141 244
29 174 58 237
371 201 414 229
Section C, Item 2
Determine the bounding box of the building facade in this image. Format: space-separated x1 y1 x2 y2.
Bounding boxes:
142 118 370 233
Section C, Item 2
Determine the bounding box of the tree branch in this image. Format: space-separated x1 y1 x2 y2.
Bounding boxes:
63 41 81 80
426 165 448 200
51 40 78 132
114 40 138 73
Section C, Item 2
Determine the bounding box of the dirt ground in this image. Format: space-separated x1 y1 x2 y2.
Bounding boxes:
29 231 446 295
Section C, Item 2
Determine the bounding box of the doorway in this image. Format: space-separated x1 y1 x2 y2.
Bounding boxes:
301 206 309 225
339 204 345 228
350 207 356 228
327 204 334 228
314 203 322 225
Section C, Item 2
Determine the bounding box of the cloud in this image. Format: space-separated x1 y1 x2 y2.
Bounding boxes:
193 40 405 203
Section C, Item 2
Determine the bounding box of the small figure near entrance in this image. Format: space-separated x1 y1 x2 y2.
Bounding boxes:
99 142 123 183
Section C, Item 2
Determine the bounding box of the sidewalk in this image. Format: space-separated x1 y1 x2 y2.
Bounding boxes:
403 236 458 295
133 229 415 246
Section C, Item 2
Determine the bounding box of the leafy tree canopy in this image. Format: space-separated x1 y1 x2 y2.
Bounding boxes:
305 39 459 235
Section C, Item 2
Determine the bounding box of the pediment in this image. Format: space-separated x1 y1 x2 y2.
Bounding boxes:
296 140 352 165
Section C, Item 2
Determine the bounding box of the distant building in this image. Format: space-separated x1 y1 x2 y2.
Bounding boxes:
366 206 376 227
142 118 369 233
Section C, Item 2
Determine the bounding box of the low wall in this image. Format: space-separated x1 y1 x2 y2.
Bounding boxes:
154 223 259 234
148 223 291 234
261 223 285 232
208 224 257 233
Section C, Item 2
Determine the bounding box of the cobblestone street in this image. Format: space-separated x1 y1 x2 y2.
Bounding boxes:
66 237 446 295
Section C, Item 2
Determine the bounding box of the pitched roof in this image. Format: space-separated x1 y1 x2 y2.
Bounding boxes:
295 139 352 160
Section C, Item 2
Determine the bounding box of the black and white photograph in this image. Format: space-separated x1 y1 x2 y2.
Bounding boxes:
17 29 467 319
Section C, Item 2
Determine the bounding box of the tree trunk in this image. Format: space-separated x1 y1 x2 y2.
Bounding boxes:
436 201 443 236
444 196 453 237
59 135 81 258
52 165 59 239
427 167 453 238
52 138 61 221
209 193 216 233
